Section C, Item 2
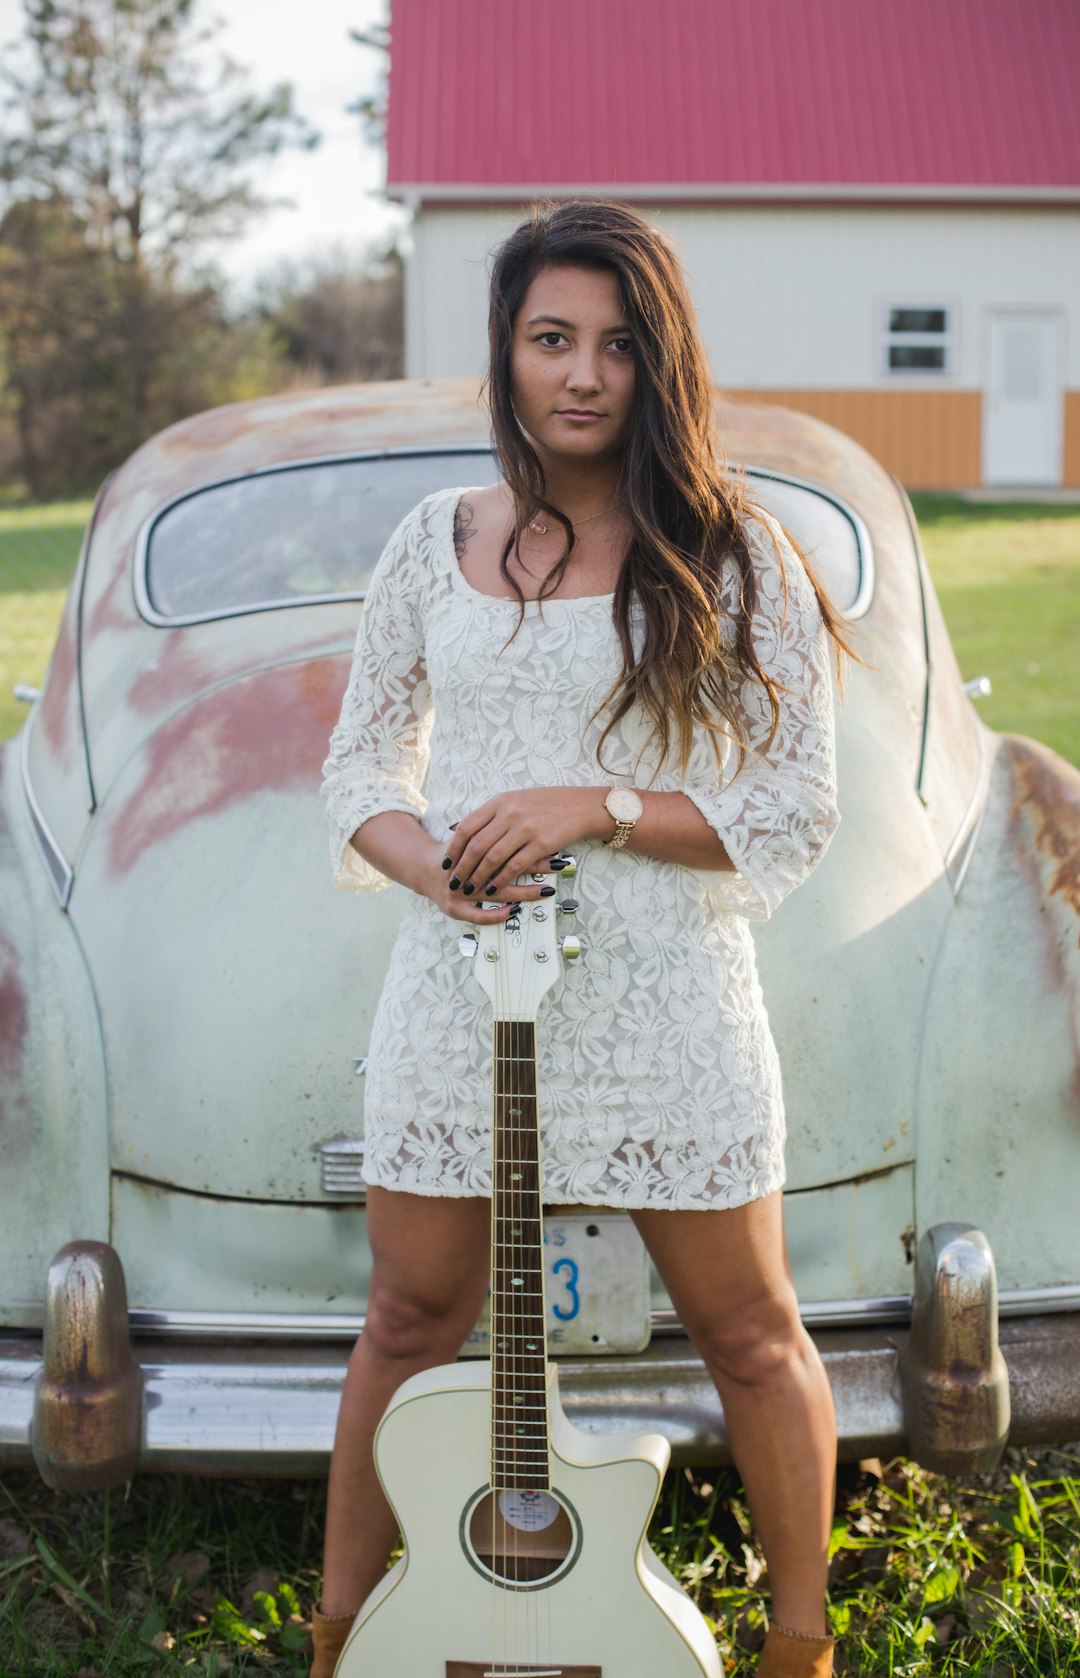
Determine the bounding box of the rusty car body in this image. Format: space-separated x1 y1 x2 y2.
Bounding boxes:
1 378 1078 1490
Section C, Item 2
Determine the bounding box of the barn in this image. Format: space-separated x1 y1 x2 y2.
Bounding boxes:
385 0 1080 491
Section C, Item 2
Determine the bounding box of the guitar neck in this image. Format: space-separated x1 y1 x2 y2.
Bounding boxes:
490 1017 550 1491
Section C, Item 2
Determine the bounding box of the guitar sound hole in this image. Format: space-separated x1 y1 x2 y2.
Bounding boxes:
463 1487 580 1587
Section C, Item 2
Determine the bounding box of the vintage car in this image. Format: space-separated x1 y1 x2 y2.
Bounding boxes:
1 379 1078 1492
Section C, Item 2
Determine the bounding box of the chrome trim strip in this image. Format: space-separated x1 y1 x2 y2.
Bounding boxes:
75 476 112 815
7 1308 1080 1473
124 1280 1080 1342
132 449 874 628
19 709 74 909
944 723 992 896
997 1283 1080 1315
128 1309 366 1339
740 465 875 621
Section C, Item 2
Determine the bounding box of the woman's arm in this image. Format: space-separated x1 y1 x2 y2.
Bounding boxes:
320 502 434 894
347 808 566 923
348 785 731 925
437 784 733 902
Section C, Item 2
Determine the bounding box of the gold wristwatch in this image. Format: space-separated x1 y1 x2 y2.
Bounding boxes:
603 786 644 849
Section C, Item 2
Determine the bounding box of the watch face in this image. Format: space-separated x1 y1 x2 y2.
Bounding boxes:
607 788 643 823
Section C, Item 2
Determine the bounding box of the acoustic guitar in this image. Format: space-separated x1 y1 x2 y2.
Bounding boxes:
335 866 722 1678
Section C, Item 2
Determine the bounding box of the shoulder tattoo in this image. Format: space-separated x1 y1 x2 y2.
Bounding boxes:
453 498 477 560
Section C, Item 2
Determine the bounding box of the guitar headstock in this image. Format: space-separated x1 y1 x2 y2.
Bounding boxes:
460 856 582 1022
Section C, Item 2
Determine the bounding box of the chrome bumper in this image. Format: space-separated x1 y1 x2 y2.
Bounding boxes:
2 1229 1078 1486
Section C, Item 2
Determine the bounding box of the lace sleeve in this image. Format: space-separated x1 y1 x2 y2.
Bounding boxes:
683 512 841 921
319 500 433 894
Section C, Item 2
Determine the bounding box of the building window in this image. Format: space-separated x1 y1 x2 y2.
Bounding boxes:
880 302 955 375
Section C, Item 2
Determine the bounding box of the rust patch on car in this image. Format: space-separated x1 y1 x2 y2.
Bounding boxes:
0 930 27 1077
106 656 350 874
1007 736 1080 923
1005 735 1080 1114
125 638 223 714
124 627 344 718
85 573 135 639
0 930 30 1155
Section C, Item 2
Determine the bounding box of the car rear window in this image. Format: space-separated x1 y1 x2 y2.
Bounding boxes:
140 451 869 623
747 472 868 619
141 451 502 622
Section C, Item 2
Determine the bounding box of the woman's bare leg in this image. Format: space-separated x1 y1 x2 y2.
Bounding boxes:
632 1190 836 1637
321 1187 492 1615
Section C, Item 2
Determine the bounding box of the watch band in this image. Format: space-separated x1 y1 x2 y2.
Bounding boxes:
605 820 636 851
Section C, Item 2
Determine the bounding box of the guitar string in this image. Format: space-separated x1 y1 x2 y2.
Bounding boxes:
493 906 514 1674
514 917 531 1673
500 893 539 1675
508 911 526 1673
526 894 554 1677
490 876 564 1677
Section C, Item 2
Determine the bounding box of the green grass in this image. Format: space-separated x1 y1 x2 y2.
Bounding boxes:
0 502 93 745
910 494 1080 770
3 1444 1080 1674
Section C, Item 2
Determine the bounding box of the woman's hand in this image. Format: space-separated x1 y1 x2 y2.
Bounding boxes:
440 787 608 908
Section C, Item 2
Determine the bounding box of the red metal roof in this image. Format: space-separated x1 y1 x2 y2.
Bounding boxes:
386 0 1080 201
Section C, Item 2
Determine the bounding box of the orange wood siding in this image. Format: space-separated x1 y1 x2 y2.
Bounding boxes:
1064 393 1080 488
723 390 982 490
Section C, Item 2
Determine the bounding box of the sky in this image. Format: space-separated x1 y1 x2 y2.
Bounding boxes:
0 0 407 299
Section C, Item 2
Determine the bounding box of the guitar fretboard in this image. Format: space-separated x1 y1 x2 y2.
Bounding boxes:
491 1018 549 1491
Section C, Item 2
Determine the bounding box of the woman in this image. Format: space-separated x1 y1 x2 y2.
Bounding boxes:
317 198 849 1678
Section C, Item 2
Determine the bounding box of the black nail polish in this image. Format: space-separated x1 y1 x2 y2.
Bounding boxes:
463 882 475 896
442 858 452 870
539 885 557 897
449 877 461 890
549 859 568 871
449 822 459 830
485 883 497 895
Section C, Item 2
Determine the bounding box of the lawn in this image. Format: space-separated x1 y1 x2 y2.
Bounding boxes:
2 1443 1079 1674
909 493 1080 769
0 501 93 745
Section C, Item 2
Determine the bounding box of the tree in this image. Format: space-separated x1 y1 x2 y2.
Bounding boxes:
0 0 318 490
0 194 284 498
348 14 390 147
0 195 123 496
255 247 404 386
0 0 318 269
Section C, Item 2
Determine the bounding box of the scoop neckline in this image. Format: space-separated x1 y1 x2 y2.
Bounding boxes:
444 487 617 606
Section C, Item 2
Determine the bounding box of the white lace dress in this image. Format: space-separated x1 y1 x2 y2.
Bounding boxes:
320 486 840 1210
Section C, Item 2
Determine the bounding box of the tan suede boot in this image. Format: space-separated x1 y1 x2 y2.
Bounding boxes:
309 1602 356 1678
757 1621 836 1676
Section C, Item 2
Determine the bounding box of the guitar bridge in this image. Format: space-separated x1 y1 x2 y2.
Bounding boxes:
447 1666 601 1677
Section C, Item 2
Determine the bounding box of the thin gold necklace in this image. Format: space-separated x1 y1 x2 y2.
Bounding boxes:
528 501 616 536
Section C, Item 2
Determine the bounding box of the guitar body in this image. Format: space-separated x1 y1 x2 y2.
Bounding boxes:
336 1361 722 1678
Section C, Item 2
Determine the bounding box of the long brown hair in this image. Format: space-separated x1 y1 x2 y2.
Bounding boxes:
481 197 854 779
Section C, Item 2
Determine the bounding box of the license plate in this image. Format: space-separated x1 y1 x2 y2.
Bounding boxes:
463 1211 651 1357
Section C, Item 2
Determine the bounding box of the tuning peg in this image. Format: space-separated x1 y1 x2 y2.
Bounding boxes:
560 932 582 960
458 932 478 958
558 897 578 915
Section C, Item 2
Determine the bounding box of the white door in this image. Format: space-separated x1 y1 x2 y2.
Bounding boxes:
982 311 1064 486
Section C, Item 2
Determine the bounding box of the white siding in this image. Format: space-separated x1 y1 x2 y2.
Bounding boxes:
406 204 1080 388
